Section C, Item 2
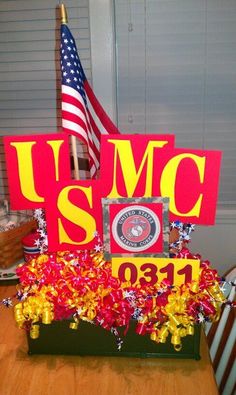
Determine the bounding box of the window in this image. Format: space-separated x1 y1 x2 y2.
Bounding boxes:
0 0 91 198
114 0 236 208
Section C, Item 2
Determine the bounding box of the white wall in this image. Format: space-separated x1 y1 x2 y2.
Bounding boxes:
190 210 236 276
89 0 117 123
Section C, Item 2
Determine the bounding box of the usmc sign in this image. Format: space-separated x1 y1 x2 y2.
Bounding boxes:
4 133 222 252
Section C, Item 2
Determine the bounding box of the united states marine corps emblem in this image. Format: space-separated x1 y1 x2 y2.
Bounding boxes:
111 205 160 252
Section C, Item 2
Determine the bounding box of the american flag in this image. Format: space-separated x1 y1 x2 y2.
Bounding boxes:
60 24 120 178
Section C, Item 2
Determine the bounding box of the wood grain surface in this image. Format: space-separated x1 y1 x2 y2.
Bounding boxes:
0 285 219 395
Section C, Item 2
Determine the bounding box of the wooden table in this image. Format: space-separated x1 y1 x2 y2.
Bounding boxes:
0 285 219 395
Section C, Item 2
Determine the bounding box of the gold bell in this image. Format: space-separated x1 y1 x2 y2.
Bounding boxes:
42 309 52 325
30 324 40 339
186 325 195 336
69 321 79 330
150 331 157 342
171 334 181 346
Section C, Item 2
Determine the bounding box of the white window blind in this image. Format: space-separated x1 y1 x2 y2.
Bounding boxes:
0 0 91 198
114 0 236 208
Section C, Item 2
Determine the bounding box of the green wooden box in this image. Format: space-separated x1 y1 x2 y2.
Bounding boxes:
27 320 201 360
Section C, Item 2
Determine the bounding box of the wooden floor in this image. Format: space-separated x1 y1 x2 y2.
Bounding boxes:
0 285 219 395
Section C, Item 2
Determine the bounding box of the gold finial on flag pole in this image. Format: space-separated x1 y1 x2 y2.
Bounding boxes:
61 3 68 24
60 3 80 180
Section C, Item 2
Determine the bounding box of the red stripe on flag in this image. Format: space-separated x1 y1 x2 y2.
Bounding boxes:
87 109 104 145
62 111 87 132
62 93 87 115
84 80 120 134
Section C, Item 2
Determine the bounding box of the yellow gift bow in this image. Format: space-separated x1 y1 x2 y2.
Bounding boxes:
14 289 54 338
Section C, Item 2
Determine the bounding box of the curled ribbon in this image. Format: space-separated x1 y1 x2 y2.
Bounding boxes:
14 249 226 349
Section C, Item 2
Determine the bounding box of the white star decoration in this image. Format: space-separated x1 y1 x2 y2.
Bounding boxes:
34 239 41 248
197 313 205 323
94 244 102 252
34 208 43 217
76 307 83 315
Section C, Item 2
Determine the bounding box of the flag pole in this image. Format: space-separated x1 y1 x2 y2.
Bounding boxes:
60 3 80 180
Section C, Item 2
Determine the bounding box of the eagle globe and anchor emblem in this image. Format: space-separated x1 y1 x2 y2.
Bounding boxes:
111 205 161 252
